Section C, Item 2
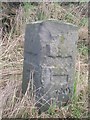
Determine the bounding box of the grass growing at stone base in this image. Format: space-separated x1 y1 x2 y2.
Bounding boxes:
71 73 84 118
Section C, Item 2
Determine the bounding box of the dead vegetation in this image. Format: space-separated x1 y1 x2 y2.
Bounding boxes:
0 2 89 118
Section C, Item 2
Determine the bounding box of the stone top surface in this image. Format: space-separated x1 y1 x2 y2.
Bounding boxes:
26 19 78 30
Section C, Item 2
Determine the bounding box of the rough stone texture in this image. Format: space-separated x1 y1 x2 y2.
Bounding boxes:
22 20 78 111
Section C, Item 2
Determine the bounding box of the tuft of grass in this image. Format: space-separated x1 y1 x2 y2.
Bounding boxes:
71 72 82 118
47 102 57 116
23 2 35 11
79 18 88 27
80 0 89 2
37 11 46 20
65 12 75 23
71 102 82 118
78 43 88 56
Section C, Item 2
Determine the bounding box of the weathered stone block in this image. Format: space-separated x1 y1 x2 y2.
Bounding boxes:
22 20 78 111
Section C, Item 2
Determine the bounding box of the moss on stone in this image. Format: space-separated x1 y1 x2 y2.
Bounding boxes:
60 35 65 43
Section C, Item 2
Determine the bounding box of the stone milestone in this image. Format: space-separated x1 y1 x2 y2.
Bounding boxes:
22 20 78 111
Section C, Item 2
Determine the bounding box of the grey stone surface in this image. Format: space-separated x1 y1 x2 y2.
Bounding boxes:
22 20 78 111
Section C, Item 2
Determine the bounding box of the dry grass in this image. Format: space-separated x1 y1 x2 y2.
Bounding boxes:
0 2 88 118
